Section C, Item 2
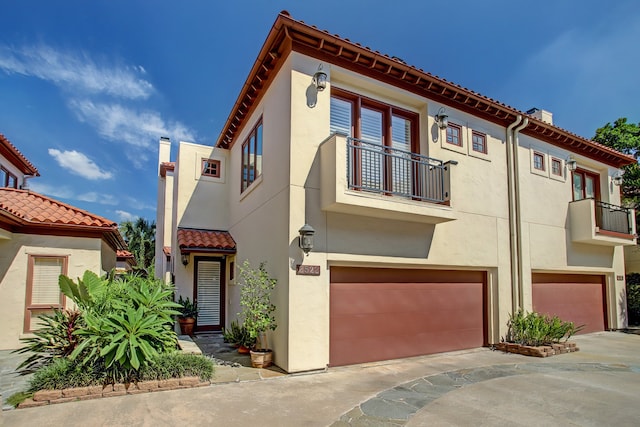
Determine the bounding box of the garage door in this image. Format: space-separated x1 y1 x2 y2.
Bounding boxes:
532 273 607 334
330 267 487 367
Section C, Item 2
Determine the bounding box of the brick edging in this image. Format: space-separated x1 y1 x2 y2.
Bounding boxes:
17 376 210 409
494 341 579 357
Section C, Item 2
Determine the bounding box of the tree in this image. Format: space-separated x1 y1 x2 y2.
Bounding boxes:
119 218 156 270
593 118 640 200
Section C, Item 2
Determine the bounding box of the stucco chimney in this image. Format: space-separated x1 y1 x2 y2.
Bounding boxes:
526 108 553 125
158 137 171 174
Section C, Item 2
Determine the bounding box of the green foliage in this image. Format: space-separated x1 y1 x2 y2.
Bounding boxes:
28 358 103 391
238 260 277 350
593 118 640 227
177 295 199 318
58 271 109 310
14 309 84 374
138 352 214 381
119 217 156 269
506 309 582 346
626 273 640 325
7 391 33 408
222 320 254 348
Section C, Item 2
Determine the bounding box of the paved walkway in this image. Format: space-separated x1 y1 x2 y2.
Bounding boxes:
2 332 640 426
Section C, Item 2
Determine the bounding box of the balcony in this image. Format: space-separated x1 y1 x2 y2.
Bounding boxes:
569 198 636 246
319 134 457 224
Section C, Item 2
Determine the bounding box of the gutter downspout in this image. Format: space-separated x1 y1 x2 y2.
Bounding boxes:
506 116 522 314
512 117 529 310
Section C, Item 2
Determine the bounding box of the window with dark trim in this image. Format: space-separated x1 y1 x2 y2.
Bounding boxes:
330 88 420 194
572 168 600 201
1 167 17 188
446 123 462 147
471 131 487 154
24 255 67 332
241 119 263 192
533 152 545 171
551 158 562 176
202 158 221 178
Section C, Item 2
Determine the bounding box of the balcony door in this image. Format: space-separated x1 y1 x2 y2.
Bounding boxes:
330 88 418 196
572 169 600 201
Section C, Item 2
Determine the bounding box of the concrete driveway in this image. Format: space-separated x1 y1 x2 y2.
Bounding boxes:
3 332 640 426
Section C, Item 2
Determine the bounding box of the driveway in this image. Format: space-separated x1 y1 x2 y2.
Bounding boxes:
3 332 640 426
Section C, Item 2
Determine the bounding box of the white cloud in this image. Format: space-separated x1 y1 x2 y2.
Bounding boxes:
69 99 196 149
115 210 136 222
0 44 153 99
29 182 118 206
48 148 113 180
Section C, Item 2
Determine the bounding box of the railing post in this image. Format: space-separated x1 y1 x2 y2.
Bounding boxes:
443 160 458 203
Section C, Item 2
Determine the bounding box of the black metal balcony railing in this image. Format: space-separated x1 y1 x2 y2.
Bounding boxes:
595 200 633 235
346 137 448 203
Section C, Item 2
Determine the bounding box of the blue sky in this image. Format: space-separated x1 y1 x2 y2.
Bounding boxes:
2 1 639 224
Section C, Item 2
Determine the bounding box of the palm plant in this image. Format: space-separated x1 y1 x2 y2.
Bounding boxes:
119 217 156 269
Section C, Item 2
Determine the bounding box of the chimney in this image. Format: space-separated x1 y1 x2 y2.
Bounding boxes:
526 108 553 125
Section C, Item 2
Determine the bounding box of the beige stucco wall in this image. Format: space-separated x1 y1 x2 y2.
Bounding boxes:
155 139 173 282
0 234 104 350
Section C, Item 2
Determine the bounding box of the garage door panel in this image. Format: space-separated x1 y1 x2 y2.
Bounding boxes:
330 268 486 366
532 274 606 334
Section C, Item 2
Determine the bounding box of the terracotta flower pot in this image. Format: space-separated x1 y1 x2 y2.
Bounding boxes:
178 317 196 336
238 345 250 354
250 349 273 368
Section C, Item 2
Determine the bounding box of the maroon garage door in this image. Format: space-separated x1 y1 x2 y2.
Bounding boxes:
532 273 607 334
330 267 487 367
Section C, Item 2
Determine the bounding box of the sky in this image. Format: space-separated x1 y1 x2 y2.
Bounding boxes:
1 1 639 224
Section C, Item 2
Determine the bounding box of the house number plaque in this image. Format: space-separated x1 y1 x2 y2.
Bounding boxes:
296 265 320 276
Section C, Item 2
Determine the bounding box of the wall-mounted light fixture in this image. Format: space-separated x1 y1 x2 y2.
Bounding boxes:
434 107 449 130
613 172 624 186
298 224 316 256
566 156 577 172
313 64 327 92
181 253 189 266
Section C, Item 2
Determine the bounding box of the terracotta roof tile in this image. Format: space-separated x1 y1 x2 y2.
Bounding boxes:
117 250 134 258
0 134 39 176
160 162 175 177
177 228 236 252
0 188 116 227
163 246 171 256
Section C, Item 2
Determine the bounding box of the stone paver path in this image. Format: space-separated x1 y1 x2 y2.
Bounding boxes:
332 362 640 426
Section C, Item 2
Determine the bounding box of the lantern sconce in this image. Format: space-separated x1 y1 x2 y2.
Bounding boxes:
312 64 327 92
434 107 449 130
181 253 189 266
566 156 577 172
298 224 316 256
613 172 623 186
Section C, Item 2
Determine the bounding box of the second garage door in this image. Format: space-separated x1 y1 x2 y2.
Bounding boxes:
532 273 607 334
330 267 487 367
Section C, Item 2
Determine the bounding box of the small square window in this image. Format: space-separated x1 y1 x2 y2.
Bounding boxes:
446 123 462 147
551 158 562 176
471 131 487 154
202 159 221 178
533 152 545 171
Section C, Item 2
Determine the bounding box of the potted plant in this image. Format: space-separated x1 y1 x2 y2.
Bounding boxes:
177 296 198 336
222 320 255 353
238 260 277 368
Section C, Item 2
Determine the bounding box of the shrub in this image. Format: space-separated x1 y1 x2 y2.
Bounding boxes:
222 320 254 348
627 273 640 325
14 308 84 374
138 352 214 382
238 260 277 350
506 309 581 346
177 295 199 318
28 358 104 391
7 391 33 408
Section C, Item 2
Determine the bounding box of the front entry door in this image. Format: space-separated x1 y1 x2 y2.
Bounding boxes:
194 257 225 331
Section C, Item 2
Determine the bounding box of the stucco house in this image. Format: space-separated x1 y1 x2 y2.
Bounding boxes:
156 12 636 372
0 134 126 350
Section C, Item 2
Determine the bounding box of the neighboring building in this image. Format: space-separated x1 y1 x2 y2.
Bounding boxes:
156 12 636 372
0 135 125 350
116 250 137 273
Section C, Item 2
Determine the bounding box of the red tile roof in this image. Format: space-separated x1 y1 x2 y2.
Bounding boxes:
215 12 634 168
117 250 134 258
163 246 171 256
160 162 175 177
177 228 236 253
0 134 40 176
0 188 125 250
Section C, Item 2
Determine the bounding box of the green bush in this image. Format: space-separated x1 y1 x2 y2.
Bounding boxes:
138 352 214 381
506 309 581 346
238 260 277 350
7 391 33 408
627 273 640 325
14 308 84 374
28 358 104 391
